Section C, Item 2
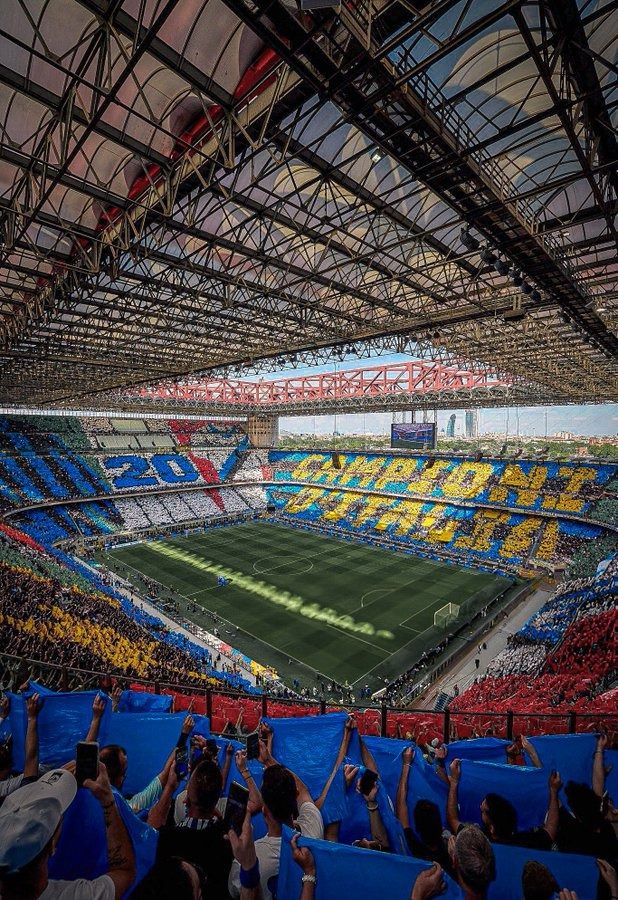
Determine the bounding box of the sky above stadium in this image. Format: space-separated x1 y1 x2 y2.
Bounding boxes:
273 354 617 438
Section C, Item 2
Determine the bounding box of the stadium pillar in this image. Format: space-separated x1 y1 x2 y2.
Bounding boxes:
443 707 450 744
506 709 514 740
206 689 212 721
246 415 279 447
380 702 388 737
154 680 160 695
60 667 69 692
568 711 577 734
261 693 268 718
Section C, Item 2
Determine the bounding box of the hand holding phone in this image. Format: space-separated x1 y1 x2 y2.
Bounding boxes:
175 746 189 781
246 732 260 760
358 768 378 796
76 741 99 787
223 781 250 835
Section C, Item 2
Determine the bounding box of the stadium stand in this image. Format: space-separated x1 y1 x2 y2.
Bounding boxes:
0 687 615 899
271 451 615 515
450 559 618 727
267 484 611 575
0 525 257 695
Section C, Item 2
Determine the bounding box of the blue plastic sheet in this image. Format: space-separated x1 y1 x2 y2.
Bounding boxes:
104 711 207 795
458 760 550 832
8 689 111 770
277 826 460 899
49 786 158 896
118 690 173 713
264 712 348 805
490 843 598 900
527 733 597 786
446 737 510 764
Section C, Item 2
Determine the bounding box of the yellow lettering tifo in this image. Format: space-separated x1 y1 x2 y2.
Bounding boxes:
148 542 394 640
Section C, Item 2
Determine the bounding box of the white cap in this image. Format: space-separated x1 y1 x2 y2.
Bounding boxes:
0 769 77 875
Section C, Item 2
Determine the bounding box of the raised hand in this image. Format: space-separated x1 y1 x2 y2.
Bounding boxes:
92 694 106 719
227 809 257 871
549 770 562 793
26 692 41 719
343 764 359 790
597 859 618 895
410 863 447 899
597 733 608 751
345 715 357 732
403 746 414 765
434 745 447 762
84 761 115 807
181 714 195 736
449 759 461 783
290 833 316 876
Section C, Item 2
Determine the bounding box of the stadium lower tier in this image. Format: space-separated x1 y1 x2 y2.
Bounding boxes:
0 526 259 694
450 559 617 719
268 484 610 573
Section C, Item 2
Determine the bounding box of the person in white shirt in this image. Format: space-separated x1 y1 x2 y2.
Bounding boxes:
0 764 135 900
228 733 323 900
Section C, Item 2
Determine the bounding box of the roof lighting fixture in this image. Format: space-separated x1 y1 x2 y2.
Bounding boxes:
494 258 510 276
480 247 496 265
512 271 523 287
370 148 384 164
530 289 541 303
521 281 533 295
460 228 480 251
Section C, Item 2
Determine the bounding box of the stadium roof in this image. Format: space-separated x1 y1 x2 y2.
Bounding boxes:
0 0 616 411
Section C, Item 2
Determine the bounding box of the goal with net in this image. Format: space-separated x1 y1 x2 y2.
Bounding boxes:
434 602 460 628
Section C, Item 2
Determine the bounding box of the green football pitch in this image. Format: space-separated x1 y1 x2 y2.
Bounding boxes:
97 520 514 689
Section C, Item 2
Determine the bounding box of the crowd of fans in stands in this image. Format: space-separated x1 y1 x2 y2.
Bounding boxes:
0 687 616 899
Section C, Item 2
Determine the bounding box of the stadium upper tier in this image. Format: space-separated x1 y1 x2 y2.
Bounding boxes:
0 418 616 575
271 451 617 517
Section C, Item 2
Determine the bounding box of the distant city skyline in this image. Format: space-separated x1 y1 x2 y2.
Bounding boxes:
262 353 616 439
280 404 617 438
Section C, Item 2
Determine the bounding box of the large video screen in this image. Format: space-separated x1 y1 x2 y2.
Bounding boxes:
391 422 437 450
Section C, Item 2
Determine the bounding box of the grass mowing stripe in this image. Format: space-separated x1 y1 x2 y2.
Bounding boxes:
99 519 513 688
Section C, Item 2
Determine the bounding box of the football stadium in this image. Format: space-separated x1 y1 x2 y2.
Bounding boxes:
0 2 616 898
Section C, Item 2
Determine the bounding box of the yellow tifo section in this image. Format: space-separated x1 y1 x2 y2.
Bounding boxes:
289 455 597 513
0 605 159 677
279 486 552 561
148 541 395 640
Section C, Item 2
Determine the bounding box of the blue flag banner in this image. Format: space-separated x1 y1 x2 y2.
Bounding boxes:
458 760 550 831
490 843 599 900
28 680 56 696
446 737 510 764
264 712 348 802
8 690 111 770
118 690 173 713
277 826 460 899
527 733 597 785
49 787 158 895
104 711 207 795
366 738 448 819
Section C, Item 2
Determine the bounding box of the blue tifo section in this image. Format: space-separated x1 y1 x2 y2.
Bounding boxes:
3 700 606 899
519 573 617 644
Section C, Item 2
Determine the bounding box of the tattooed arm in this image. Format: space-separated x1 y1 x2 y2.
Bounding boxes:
85 762 136 899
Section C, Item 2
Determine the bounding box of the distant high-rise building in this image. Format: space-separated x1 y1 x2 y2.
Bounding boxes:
446 414 456 438
465 409 478 438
